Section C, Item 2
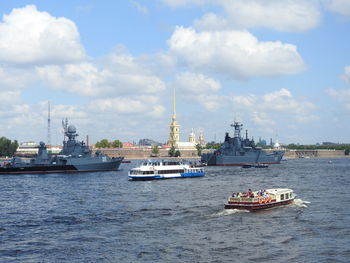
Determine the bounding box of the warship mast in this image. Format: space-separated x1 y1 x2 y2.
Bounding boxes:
47 101 51 146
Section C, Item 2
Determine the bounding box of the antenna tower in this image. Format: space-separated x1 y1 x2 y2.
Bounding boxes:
47 101 51 146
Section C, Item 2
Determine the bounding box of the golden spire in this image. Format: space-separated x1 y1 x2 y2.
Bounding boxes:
172 86 176 119
169 86 180 146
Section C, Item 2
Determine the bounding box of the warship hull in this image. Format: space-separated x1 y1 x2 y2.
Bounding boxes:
0 158 123 175
201 122 284 166
0 120 124 175
202 151 284 166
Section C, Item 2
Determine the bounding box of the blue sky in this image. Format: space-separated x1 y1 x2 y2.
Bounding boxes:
0 0 350 145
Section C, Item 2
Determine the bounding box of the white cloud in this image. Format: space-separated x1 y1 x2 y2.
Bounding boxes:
218 0 321 32
148 105 166 118
36 63 104 96
231 88 318 123
88 95 166 117
50 104 88 119
168 26 306 79
130 1 149 14
0 67 36 90
341 65 350 84
36 55 166 97
327 66 350 111
327 88 350 111
0 90 22 106
325 0 350 16
232 94 256 107
89 97 147 113
174 72 221 92
251 111 276 126
161 0 209 8
164 0 321 32
194 13 229 31
262 89 317 117
173 72 224 110
0 5 85 65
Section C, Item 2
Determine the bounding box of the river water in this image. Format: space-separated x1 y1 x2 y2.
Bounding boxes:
0 158 349 262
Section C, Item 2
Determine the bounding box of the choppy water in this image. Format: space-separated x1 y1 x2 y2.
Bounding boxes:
0 158 349 263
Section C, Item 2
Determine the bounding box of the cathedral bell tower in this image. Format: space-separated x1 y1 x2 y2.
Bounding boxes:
189 128 196 144
168 87 180 147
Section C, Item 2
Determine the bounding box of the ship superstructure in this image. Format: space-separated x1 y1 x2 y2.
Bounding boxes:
0 120 123 174
201 122 284 166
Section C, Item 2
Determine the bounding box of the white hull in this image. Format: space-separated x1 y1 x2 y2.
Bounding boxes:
128 160 205 181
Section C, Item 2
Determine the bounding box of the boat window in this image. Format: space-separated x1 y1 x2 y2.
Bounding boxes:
164 161 179 165
285 193 289 199
158 169 185 174
280 194 284 200
131 170 143 175
290 193 293 198
142 171 154 174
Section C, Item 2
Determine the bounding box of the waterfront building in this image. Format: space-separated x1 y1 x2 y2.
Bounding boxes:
189 128 196 144
198 129 206 146
16 142 62 156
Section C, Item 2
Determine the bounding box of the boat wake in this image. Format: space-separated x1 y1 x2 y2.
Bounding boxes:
212 209 250 217
292 199 310 208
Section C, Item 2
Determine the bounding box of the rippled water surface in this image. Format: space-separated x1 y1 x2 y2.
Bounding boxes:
1 158 350 262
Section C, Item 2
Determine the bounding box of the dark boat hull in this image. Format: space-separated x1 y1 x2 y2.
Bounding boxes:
0 158 123 175
224 199 294 211
202 151 284 166
201 121 284 166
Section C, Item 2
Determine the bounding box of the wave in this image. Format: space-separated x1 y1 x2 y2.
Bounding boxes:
292 199 310 208
211 209 250 217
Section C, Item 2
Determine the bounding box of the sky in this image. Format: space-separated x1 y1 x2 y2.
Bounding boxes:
0 0 350 145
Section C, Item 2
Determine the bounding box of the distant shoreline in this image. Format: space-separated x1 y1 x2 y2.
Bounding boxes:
3 148 349 161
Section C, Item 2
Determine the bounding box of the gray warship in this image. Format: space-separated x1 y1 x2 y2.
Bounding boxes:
0 120 123 174
201 122 284 166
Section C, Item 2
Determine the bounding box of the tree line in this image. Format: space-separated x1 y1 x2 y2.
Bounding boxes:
95 139 123 148
0 137 18 157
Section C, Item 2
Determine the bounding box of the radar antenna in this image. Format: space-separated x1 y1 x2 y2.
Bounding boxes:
231 121 243 138
47 101 51 146
62 118 68 142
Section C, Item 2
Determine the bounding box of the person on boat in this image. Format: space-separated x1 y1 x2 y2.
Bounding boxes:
247 189 252 196
232 193 235 197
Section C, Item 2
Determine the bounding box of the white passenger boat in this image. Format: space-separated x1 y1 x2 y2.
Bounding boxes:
225 188 295 211
128 159 205 180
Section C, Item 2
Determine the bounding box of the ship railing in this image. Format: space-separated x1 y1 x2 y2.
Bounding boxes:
228 196 271 203
229 197 256 203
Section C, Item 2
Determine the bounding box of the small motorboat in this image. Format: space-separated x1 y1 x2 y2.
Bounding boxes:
225 188 295 211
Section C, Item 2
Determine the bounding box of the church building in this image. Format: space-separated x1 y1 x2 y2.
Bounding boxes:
168 88 205 149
